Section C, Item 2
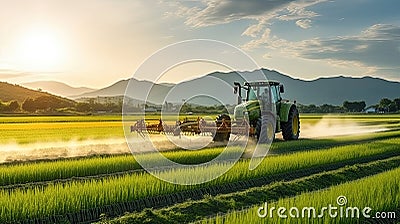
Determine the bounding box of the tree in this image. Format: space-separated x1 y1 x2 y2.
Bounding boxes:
0 101 5 112
358 101 366 112
22 98 36 112
394 98 400 112
379 98 392 112
76 102 91 112
388 102 397 112
343 101 366 112
7 101 19 112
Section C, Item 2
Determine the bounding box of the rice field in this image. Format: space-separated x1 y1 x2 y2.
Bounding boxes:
0 114 399 223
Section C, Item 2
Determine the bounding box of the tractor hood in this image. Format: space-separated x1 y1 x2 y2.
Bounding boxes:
234 100 260 121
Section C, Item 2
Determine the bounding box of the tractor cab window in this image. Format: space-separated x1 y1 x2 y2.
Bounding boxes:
270 85 280 103
247 87 258 101
247 85 272 102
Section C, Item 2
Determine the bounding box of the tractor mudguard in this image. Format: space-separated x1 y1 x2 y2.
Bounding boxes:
279 102 294 122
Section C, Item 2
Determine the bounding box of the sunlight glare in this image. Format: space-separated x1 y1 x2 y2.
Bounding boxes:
14 28 65 71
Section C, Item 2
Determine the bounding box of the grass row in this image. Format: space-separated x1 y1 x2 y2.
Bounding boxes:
0 147 236 186
203 166 400 224
1 130 400 186
0 138 399 222
105 156 400 223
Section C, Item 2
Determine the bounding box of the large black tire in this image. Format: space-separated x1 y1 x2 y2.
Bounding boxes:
213 114 231 142
281 106 300 140
255 115 275 144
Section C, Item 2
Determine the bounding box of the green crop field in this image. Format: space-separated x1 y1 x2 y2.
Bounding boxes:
0 114 213 144
0 114 399 223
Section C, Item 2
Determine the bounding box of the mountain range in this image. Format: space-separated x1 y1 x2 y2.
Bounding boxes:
71 69 400 106
9 69 399 106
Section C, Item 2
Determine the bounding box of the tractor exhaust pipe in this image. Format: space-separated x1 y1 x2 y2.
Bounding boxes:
234 82 242 104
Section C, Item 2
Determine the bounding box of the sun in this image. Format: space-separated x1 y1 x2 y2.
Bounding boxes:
14 28 65 71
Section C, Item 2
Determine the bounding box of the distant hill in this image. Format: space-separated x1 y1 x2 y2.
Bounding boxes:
21 81 95 97
0 82 75 105
73 79 171 103
72 68 400 106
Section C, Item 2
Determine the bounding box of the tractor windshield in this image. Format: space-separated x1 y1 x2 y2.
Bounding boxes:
247 87 258 101
246 85 271 102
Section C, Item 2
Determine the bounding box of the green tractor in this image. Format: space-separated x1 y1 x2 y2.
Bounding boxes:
213 81 300 142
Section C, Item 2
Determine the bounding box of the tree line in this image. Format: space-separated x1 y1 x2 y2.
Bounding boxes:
0 96 75 113
377 98 400 112
0 100 20 112
298 97 400 113
1 97 399 114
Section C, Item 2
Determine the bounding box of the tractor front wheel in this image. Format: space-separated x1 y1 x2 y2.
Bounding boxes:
281 106 300 140
255 115 275 144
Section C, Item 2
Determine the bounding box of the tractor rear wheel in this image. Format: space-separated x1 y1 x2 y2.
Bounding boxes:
281 106 300 140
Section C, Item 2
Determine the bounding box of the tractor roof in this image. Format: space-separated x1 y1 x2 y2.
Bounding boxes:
244 80 281 86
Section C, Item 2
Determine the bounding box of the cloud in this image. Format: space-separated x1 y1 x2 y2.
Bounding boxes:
169 0 325 46
241 18 268 38
242 28 272 50
165 0 325 44
299 24 400 69
0 68 62 80
295 19 312 29
254 24 400 77
277 5 319 21
166 0 324 28
0 69 32 79
183 0 294 27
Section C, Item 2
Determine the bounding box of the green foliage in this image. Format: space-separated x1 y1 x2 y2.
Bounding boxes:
7 100 19 111
0 100 20 112
297 104 345 113
180 103 229 114
377 98 400 113
343 101 366 112
76 101 122 113
0 148 228 186
21 96 74 113
22 98 36 112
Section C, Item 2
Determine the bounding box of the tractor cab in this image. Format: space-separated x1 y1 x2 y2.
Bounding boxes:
234 81 284 104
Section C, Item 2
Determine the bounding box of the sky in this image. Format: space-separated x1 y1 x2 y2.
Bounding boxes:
0 0 399 88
